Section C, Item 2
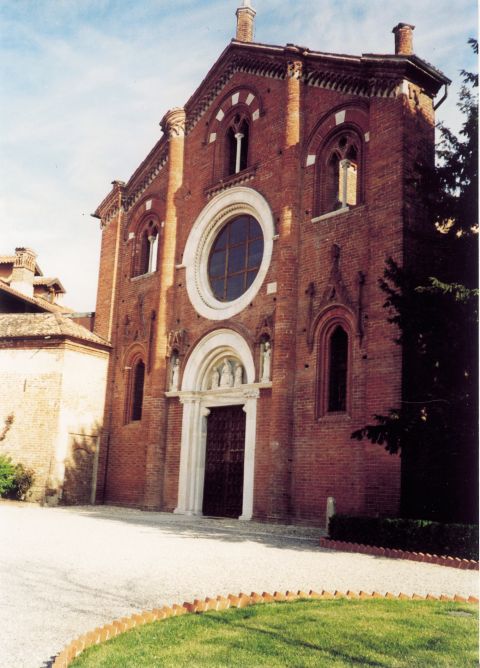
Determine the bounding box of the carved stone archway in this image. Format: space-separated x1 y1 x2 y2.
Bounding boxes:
168 328 268 520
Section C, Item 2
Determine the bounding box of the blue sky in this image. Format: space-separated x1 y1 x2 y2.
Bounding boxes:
0 0 477 312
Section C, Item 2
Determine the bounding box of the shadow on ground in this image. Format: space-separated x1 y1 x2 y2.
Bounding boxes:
47 504 326 552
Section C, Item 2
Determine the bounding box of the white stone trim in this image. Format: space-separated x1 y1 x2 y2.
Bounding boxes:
209 132 217 143
146 199 152 210
183 187 275 320
232 92 240 105
173 329 259 520
246 93 255 106
400 79 409 96
181 328 256 390
335 110 346 125
252 109 260 121
266 281 277 294
311 207 350 223
215 109 225 121
306 154 316 167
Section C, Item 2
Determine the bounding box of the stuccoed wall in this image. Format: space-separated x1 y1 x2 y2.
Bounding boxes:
0 341 108 504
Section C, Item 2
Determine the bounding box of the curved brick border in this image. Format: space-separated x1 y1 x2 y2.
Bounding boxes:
52 589 479 667
319 537 479 570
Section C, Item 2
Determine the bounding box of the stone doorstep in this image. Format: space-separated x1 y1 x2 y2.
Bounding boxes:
319 537 479 570
52 589 479 668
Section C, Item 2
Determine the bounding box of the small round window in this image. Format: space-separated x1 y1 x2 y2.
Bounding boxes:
208 215 264 302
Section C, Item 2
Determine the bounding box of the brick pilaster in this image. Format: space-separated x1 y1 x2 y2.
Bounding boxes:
268 55 303 519
142 107 186 509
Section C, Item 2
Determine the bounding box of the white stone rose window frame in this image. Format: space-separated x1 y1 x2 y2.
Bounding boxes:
184 187 275 321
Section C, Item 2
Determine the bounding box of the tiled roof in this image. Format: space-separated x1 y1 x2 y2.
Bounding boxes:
0 281 64 313
0 313 109 347
0 256 43 275
33 276 66 293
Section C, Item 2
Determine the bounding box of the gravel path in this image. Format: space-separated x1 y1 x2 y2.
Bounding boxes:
1 503 477 668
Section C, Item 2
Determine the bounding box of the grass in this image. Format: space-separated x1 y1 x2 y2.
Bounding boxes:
70 599 478 667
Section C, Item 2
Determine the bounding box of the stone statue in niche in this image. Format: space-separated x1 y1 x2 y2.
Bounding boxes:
220 360 233 388
261 341 271 382
170 357 180 391
211 367 220 389
234 363 243 387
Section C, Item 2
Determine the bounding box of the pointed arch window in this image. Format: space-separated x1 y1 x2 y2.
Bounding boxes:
128 359 145 422
328 326 348 412
318 131 361 215
225 114 250 176
136 220 159 276
316 311 353 418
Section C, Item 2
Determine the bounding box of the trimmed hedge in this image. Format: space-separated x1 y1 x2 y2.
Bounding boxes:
329 515 479 561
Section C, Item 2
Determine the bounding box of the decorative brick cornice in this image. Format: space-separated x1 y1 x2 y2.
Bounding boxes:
94 144 169 224
94 180 125 229
93 42 450 227
320 538 479 570
185 52 287 134
122 148 169 213
183 43 448 136
304 67 400 98
52 588 478 667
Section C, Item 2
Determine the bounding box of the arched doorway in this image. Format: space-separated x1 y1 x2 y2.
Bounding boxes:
173 329 259 520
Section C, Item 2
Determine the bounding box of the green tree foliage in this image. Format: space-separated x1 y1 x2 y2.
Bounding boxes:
0 455 17 497
0 455 35 500
352 42 478 523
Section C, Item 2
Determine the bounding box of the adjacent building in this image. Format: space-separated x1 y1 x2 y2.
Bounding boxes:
0 248 109 504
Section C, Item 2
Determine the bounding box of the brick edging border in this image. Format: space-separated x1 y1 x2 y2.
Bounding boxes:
319 537 479 570
52 589 479 667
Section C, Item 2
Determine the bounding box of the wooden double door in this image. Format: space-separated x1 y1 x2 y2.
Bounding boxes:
202 405 246 518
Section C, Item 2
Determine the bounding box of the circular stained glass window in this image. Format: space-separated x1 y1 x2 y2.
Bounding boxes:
208 215 264 302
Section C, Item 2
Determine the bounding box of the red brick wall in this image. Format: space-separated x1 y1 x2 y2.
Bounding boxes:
94 60 435 524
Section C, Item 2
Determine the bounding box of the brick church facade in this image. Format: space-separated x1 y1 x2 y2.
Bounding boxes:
92 3 449 524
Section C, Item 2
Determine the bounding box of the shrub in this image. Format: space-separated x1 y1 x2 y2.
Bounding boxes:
329 514 479 560
9 463 35 501
0 455 35 501
0 455 17 496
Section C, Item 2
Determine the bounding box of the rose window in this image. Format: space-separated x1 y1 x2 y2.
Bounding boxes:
207 215 264 302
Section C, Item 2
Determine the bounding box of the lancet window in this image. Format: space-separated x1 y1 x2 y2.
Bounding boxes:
327 326 349 412
225 113 250 176
129 359 145 422
136 220 159 276
316 312 353 418
318 131 361 214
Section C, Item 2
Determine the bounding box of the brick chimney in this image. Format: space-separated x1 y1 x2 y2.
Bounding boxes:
10 247 37 297
236 0 256 43
392 23 415 55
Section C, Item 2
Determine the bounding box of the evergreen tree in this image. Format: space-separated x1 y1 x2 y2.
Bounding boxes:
352 41 478 523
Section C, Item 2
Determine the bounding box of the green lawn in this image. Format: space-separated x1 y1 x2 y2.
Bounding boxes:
71 599 478 667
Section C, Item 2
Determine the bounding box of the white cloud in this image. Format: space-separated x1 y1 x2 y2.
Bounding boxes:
0 0 476 311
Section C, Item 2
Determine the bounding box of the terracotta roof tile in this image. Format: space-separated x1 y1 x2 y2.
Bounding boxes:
0 313 109 347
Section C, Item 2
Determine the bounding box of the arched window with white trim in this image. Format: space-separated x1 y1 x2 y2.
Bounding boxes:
318 130 362 215
136 220 159 276
225 114 250 176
